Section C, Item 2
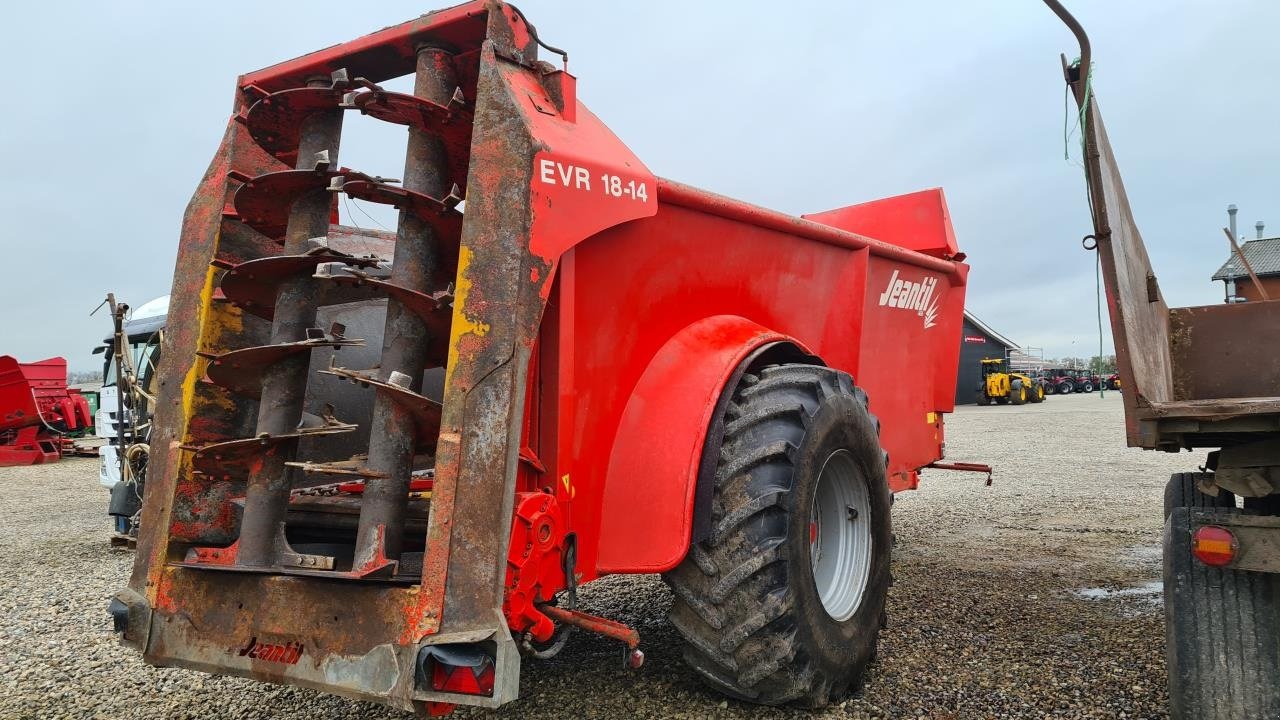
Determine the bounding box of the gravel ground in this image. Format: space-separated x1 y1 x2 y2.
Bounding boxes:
0 391 1196 719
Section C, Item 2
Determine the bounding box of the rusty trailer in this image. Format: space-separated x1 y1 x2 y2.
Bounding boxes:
1048 2 1280 718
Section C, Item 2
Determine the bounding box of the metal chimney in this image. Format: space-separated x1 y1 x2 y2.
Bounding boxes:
1257 221 1266 239
1228 203 1238 241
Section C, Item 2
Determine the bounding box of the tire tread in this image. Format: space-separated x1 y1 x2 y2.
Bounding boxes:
665 363 885 706
1165 504 1280 719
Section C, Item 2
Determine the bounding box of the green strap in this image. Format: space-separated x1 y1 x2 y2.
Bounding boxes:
1063 59 1093 161
1096 250 1105 399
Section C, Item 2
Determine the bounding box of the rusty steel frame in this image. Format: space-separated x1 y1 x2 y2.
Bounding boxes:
1046 0 1280 450
117 5 541 713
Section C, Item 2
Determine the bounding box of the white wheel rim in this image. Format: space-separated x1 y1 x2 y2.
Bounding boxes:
809 449 872 621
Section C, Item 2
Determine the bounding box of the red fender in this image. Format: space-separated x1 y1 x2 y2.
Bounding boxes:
595 315 812 574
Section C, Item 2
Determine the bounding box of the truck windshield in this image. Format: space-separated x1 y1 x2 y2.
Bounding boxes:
102 334 162 388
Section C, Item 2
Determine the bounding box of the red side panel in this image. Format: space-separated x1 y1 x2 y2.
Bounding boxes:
804 188 959 260
857 258 969 492
569 186 967 575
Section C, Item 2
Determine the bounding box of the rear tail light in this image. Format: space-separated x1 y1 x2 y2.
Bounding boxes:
417 643 495 696
432 661 495 696
1192 525 1237 567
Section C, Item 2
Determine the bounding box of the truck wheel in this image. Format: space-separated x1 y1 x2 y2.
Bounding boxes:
1009 379 1026 405
665 364 891 707
1163 472 1234 519
1164 506 1280 719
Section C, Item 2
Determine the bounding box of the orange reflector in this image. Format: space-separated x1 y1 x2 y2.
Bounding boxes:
1192 525 1237 567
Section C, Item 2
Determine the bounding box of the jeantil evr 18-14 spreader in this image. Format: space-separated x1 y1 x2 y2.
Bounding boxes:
111 2 973 715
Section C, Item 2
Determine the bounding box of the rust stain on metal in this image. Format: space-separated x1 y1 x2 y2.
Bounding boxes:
1050 0 1280 451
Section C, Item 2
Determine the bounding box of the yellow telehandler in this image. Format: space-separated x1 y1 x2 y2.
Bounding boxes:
976 358 1045 406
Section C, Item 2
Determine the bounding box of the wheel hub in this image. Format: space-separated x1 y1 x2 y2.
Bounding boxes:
809 449 872 621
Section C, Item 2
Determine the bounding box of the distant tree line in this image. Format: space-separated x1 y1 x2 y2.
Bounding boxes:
68 370 104 384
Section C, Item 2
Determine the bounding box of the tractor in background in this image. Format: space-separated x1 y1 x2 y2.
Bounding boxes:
1043 367 1095 394
1075 370 1101 393
976 358 1045 406
1042 368 1076 394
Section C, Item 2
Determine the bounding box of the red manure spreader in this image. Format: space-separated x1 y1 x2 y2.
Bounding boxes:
0 356 92 466
112 2 972 714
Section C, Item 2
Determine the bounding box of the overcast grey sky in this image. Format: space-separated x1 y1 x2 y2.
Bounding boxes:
2 1 1276 371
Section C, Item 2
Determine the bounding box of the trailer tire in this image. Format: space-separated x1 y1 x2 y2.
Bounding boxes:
665 364 890 707
1164 506 1280 719
1163 472 1234 520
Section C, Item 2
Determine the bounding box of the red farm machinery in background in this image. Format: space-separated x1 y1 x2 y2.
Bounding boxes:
0 356 92 466
112 2 971 715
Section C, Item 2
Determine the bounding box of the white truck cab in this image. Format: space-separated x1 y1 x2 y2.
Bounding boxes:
94 296 167 532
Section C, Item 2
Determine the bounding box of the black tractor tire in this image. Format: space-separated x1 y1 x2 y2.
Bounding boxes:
1027 382 1045 404
1164 505 1280 719
1080 380 1094 393
1008 379 1026 405
1163 472 1235 519
665 364 891 707
975 389 991 406
1056 381 1073 395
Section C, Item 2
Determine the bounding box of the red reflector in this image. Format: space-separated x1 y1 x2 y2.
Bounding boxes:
1192 525 1237 567
431 660 495 697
